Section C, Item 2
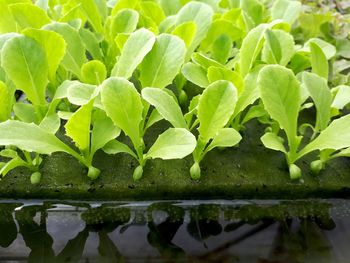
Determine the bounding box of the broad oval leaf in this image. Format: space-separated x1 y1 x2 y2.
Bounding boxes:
258 65 300 141
91 112 121 156
1 35 48 105
310 42 328 79
198 80 237 142
44 22 87 78
262 29 295 66
141 87 187 128
240 23 268 77
0 80 14 122
67 82 97 106
302 72 332 131
139 34 186 89
181 62 209 88
271 0 301 25
175 2 213 59
332 85 350 110
9 3 51 30
22 28 66 81
200 19 242 52
299 114 350 158
261 132 286 153
206 128 242 152
111 28 155 79
81 60 107 85
110 8 139 35
171 21 196 48
0 120 77 157
101 77 143 147
65 101 94 151
146 128 196 160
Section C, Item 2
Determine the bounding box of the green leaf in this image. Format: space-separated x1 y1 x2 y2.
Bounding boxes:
0 120 78 157
0 149 18 159
271 0 301 25
110 9 139 34
1 35 48 105
192 52 223 70
299 114 350 158
139 1 165 26
13 103 37 123
0 80 14 122
206 128 242 152
258 65 300 142
310 41 328 79
80 0 103 33
142 88 187 128
200 19 242 52
240 0 265 27
207 66 244 94
67 82 97 106
145 109 163 130
91 112 121 156
44 22 87 78
337 39 350 59
332 85 350 110
65 100 94 151
181 62 209 88
262 29 295 66
261 132 286 153
240 23 268 77
9 3 51 31
233 66 261 118
111 28 155 79
0 0 31 33
139 34 186 89
22 28 66 82
79 28 103 60
111 0 139 15
241 104 267 124
198 80 237 142
39 113 60 134
81 60 107 85
0 157 29 177
102 140 137 158
302 72 332 131
304 38 336 60
211 34 232 64
101 77 143 148
171 21 196 48
146 128 196 160
175 2 213 59
159 0 181 16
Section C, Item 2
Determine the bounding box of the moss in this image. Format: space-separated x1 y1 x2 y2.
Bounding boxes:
0 121 349 200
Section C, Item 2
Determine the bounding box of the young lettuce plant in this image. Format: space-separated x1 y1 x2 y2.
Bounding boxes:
258 65 350 179
141 80 242 180
100 77 196 181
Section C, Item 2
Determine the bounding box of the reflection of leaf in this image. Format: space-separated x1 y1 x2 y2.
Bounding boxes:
187 205 222 242
98 230 123 262
0 203 19 248
15 206 55 263
56 228 89 263
147 203 185 260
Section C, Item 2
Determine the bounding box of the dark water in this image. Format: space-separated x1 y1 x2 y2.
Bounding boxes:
0 199 349 262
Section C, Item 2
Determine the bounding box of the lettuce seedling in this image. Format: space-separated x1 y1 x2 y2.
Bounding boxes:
100 77 196 180
259 65 350 179
141 80 242 180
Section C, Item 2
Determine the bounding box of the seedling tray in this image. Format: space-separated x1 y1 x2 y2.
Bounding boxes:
1 122 349 200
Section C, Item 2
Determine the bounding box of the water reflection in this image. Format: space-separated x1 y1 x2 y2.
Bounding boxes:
0 200 349 262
